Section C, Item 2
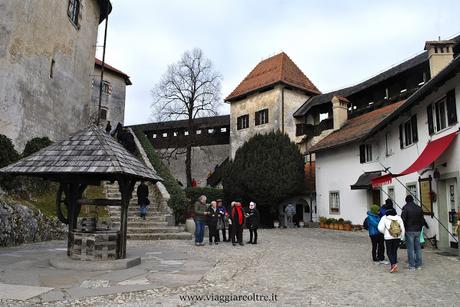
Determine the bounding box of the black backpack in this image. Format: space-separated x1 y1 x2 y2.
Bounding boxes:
363 217 369 230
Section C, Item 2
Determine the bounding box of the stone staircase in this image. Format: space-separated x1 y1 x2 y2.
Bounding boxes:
105 182 192 240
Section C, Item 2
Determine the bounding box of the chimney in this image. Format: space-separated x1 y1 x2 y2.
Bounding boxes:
424 39 455 77
332 95 349 130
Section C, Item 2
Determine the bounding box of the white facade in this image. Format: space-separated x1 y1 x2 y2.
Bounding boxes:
316 74 460 249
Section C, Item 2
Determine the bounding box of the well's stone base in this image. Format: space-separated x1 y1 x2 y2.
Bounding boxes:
69 230 120 260
49 255 141 271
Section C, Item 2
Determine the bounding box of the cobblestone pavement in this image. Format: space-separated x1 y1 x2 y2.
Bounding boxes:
2 228 460 306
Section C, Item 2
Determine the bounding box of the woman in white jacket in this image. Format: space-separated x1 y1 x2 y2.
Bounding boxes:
378 208 405 273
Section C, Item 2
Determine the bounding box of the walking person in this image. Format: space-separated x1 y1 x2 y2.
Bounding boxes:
207 201 221 245
216 199 228 242
231 202 245 246
285 204 296 228
136 181 149 220
367 205 388 264
246 202 260 244
378 208 405 273
401 195 429 270
194 195 208 246
105 121 112 134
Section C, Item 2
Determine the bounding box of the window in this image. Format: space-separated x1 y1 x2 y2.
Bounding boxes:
387 186 395 201
329 191 340 214
255 109 269 126
359 144 373 163
237 114 249 130
99 107 107 120
220 127 227 133
68 0 81 28
407 183 417 199
102 81 112 95
385 133 392 156
399 115 418 148
427 90 457 135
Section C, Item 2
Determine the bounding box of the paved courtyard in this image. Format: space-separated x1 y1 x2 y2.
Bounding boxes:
1 228 459 306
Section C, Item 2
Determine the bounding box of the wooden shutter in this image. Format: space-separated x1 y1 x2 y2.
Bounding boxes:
411 115 418 143
77 0 83 28
255 111 260 126
67 0 73 17
427 105 434 135
446 90 457 125
359 145 365 163
399 124 403 149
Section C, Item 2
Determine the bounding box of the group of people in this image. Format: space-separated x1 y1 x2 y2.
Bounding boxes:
193 195 260 247
366 195 428 273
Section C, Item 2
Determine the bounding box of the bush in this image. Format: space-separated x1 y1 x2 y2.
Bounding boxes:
0 134 20 191
222 131 305 226
22 137 52 157
134 129 187 224
184 187 224 204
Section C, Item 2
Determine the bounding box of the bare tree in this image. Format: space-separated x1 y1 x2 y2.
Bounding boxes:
151 48 222 187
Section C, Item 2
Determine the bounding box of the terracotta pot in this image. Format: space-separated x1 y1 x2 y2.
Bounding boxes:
320 222 324 228
338 224 344 231
344 224 352 231
334 224 339 230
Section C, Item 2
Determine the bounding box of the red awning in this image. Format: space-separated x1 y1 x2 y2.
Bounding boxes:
372 130 458 187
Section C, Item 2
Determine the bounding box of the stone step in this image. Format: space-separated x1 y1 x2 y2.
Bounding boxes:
128 227 183 234
109 216 166 222
126 232 192 240
112 221 169 228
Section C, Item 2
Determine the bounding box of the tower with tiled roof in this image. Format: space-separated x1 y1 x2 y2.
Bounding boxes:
225 52 320 158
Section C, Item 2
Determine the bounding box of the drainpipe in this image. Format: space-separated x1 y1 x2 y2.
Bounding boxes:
97 4 109 126
281 87 285 133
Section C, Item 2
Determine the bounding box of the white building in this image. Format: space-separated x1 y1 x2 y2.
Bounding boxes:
312 40 460 250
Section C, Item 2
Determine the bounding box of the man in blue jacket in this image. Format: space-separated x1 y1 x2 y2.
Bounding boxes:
368 204 388 264
401 195 428 270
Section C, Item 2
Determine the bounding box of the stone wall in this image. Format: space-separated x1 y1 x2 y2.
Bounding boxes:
0 198 66 247
229 85 309 158
0 0 102 150
158 144 230 187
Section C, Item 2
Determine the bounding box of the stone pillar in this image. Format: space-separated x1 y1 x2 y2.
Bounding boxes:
332 95 349 131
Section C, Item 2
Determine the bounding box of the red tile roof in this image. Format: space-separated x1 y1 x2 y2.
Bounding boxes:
95 58 132 85
225 52 321 101
310 101 405 153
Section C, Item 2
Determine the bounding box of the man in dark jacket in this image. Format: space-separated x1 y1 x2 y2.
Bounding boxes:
136 181 149 220
207 201 221 245
401 194 428 270
216 199 228 242
246 202 260 244
231 202 245 246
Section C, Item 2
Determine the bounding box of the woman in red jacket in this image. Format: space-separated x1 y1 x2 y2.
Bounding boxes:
231 202 245 246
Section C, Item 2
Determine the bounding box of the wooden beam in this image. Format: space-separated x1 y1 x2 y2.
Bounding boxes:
77 198 122 206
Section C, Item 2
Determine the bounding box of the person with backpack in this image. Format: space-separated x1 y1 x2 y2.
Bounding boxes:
401 195 429 270
378 208 405 273
379 198 394 217
367 204 388 264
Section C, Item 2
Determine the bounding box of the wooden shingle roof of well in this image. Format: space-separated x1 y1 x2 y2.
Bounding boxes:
0 125 162 182
225 52 321 102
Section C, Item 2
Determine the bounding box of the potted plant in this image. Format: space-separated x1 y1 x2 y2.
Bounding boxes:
273 220 280 228
319 216 327 228
343 220 352 231
338 218 345 230
299 220 305 228
325 218 332 229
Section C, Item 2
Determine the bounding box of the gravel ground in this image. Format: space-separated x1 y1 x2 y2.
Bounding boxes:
2 228 460 306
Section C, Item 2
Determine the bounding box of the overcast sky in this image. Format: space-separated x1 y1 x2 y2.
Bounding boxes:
96 0 460 126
